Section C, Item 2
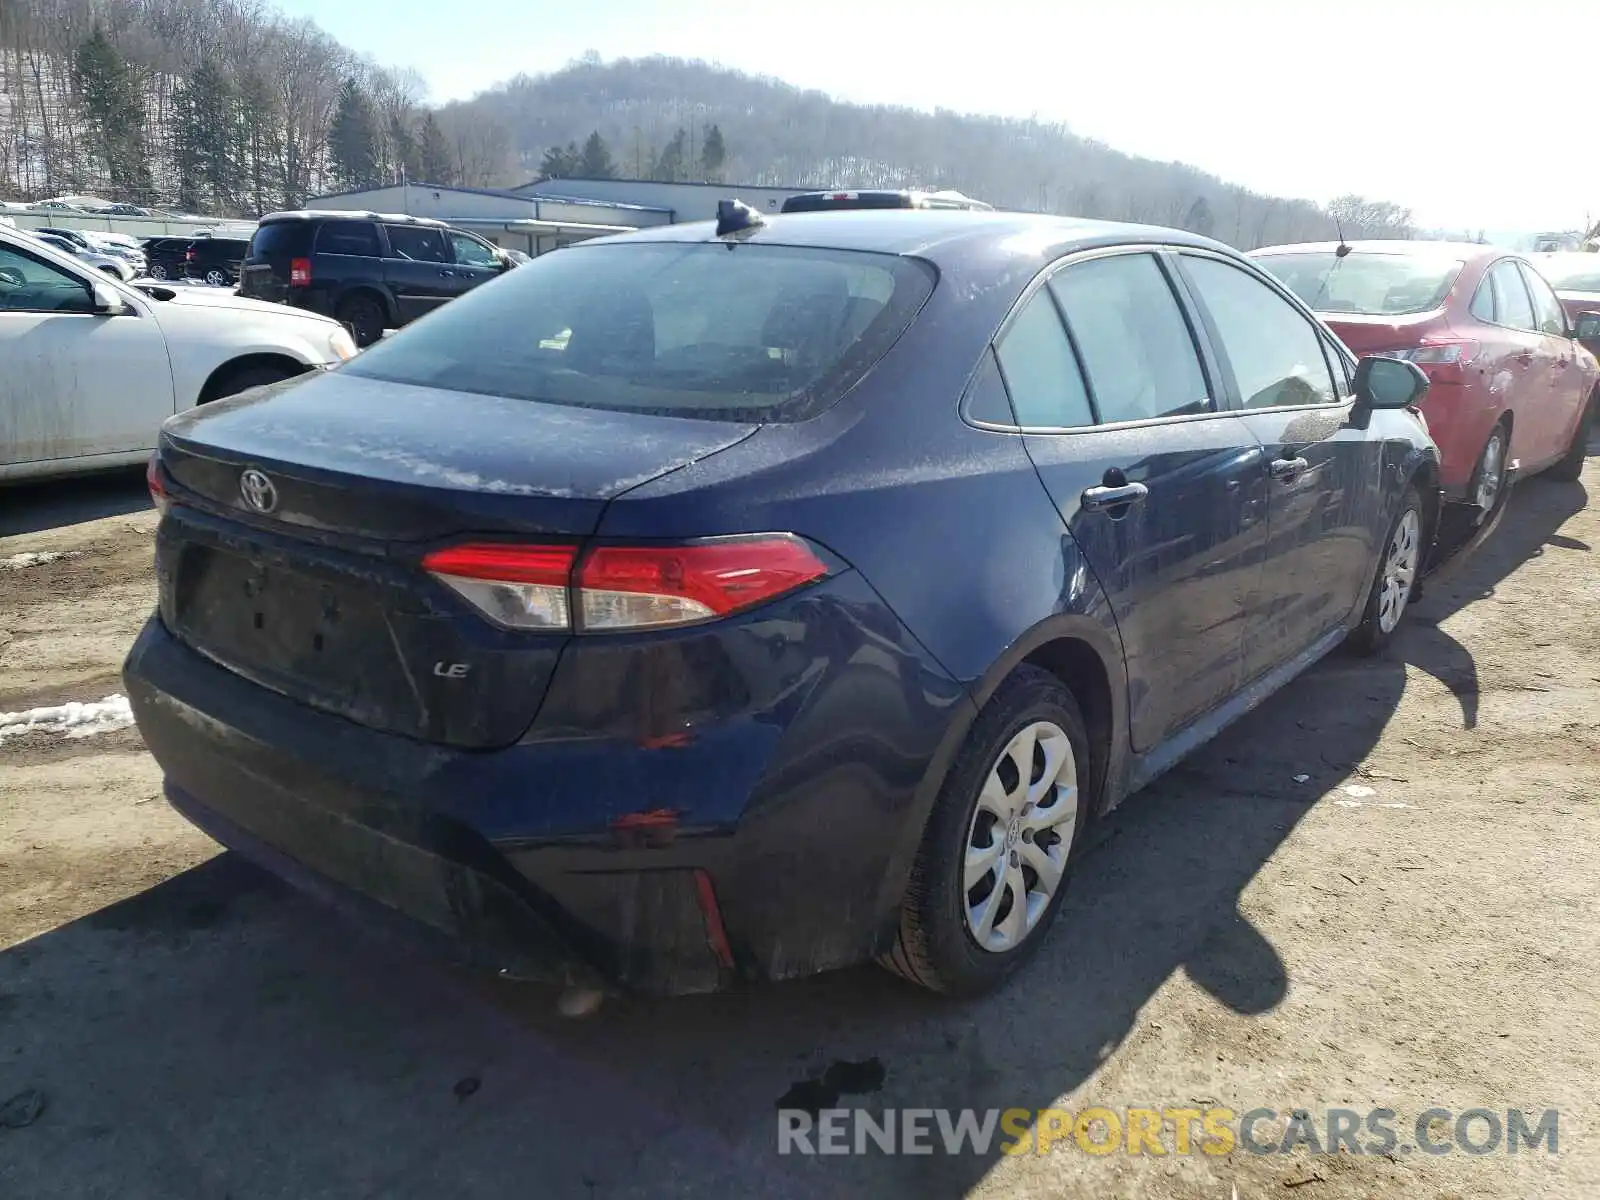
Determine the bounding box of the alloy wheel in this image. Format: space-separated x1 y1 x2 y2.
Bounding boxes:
1378 507 1420 634
205 268 227 287
1475 431 1505 512
962 720 1079 953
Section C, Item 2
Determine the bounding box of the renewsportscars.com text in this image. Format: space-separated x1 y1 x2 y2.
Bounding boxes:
776 1107 1559 1157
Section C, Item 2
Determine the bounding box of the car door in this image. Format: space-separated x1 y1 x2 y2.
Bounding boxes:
446 231 505 297
381 224 455 322
1174 251 1370 676
1480 259 1544 463
1519 260 1588 465
1009 248 1270 752
0 239 173 466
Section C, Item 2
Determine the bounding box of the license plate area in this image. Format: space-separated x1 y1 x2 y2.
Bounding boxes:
174 546 380 705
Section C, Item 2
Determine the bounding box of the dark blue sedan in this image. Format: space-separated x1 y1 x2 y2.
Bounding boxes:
126 209 1442 999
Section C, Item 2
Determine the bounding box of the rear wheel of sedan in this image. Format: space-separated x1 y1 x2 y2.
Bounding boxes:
881 666 1091 996
1470 422 1508 518
1348 484 1423 656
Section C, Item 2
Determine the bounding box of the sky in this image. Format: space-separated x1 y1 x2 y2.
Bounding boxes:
272 0 1595 234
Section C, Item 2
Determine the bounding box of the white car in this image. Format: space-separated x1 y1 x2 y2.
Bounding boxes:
0 225 358 484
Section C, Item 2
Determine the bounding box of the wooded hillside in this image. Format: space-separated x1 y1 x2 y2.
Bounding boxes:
0 1 1416 247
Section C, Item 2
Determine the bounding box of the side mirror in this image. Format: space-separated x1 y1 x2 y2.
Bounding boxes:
1353 355 1429 411
91 281 128 315
1573 311 1600 341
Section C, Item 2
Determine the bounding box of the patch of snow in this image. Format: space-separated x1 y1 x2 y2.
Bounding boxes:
1 550 81 571
0 694 134 741
1342 784 1377 799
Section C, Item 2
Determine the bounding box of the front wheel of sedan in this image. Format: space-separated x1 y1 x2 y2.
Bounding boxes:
881 666 1091 997
1348 484 1423 657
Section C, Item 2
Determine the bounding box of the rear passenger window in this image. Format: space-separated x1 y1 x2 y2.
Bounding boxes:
1050 253 1211 423
963 349 1016 425
1520 262 1568 335
316 221 382 257
994 290 1094 428
384 225 449 263
1487 260 1536 330
1470 272 1498 323
1182 255 1338 409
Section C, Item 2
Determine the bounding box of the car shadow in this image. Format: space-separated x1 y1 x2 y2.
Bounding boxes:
0 476 1588 1200
0 467 150 538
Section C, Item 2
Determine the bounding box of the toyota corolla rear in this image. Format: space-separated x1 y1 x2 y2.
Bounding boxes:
1251 243 1486 495
124 234 965 995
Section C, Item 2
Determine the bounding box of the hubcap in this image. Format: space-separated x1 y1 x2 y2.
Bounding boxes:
206 269 226 286
1475 433 1504 511
963 720 1079 953
1378 507 1420 634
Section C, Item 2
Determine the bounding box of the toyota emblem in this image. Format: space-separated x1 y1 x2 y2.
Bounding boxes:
239 468 278 514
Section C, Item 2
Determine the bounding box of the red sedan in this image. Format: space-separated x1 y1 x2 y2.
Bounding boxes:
1251 241 1597 509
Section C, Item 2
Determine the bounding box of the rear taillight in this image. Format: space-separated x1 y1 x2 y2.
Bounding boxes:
421 535 831 632
146 454 169 516
289 257 312 287
185 249 196 261
1383 340 1480 366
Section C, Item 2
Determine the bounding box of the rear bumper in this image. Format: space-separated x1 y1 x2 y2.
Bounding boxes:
124 572 966 994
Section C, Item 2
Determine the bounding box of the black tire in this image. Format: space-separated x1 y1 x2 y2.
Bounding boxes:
1348 484 1423 656
149 263 167 280
337 294 387 348
207 362 300 403
1468 421 1509 520
204 267 228 287
1546 395 1594 483
880 666 1093 997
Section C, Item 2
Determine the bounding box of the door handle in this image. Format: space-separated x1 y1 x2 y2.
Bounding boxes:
438 269 455 277
1269 456 1310 480
1081 481 1149 511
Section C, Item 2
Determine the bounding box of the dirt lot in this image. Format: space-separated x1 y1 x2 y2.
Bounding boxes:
1 458 1596 1199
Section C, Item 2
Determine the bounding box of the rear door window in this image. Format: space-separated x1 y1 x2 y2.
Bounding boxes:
994 289 1094 427
1519 262 1569 335
383 225 450 263
1487 260 1537 330
1049 252 1212 423
1181 255 1339 409
249 223 312 258
314 221 381 257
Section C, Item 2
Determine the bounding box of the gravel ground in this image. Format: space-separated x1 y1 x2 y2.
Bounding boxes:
0 455 1595 1199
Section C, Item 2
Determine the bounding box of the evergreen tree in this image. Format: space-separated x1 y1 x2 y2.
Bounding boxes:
654 127 687 182
389 115 421 182
327 77 380 190
236 70 283 215
417 113 454 185
699 123 726 182
73 26 152 202
578 130 614 179
539 140 580 179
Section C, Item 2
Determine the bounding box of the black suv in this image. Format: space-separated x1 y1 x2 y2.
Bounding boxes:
239 211 512 346
142 236 193 280
183 235 251 286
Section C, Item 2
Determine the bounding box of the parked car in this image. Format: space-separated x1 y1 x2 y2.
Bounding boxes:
1529 251 1600 331
0 224 357 484
128 210 1448 1000
780 188 993 213
1251 241 1598 513
182 234 251 286
238 210 515 346
30 231 135 281
142 236 195 280
97 202 153 217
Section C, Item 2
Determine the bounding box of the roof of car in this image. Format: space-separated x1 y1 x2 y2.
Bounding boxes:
1251 240 1504 260
258 209 450 228
580 209 1234 268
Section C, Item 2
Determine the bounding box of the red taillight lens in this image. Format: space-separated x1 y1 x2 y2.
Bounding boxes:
289 257 312 287
1383 340 1480 366
421 535 830 632
146 454 169 516
578 536 829 630
185 249 196 261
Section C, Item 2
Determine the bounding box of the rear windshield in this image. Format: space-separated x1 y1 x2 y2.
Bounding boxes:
249 221 312 258
781 193 914 213
340 241 936 422
1534 255 1600 293
1253 251 1464 316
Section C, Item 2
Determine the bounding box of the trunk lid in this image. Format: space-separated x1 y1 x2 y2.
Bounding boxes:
156 371 758 748
1317 310 1451 358
238 219 311 304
